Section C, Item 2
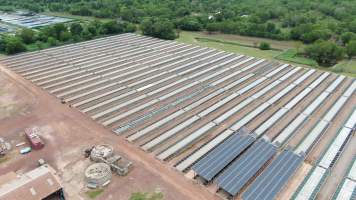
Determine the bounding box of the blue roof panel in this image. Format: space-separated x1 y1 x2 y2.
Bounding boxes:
192 127 255 181
216 138 277 196
242 149 304 200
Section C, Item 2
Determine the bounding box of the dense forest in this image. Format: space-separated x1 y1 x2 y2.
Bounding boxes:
1 0 356 66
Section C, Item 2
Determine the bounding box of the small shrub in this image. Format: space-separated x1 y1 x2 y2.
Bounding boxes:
259 42 271 50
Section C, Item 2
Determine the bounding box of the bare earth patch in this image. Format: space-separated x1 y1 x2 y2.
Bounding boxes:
0 65 220 200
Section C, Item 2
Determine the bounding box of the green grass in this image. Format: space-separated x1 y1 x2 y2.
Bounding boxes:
177 31 281 59
129 192 163 200
275 49 318 67
177 31 356 77
178 31 300 50
330 59 356 77
86 189 104 199
195 37 281 51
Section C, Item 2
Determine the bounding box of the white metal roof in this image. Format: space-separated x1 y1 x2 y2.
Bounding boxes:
293 166 327 200
334 179 356 200
319 127 352 169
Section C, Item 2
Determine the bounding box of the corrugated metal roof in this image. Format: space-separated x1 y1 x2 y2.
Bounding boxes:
344 110 356 130
141 115 200 151
242 150 304 200
323 96 349 122
348 159 356 181
157 122 216 160
319 127 352 169
333 179 356 200
273 75 344 146
192 129 255 182
343 80 356 97
295 120 329 154
293 166 327 200
175 129 234 172
273 114 307 145
216 139 277 196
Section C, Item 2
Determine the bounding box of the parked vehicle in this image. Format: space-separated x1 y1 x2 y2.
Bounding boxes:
20 147 32 154
25 127 44 150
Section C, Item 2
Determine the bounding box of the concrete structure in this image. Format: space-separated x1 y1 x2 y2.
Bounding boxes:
0 138 11 156
89 144 132 176
90 144 114 162
85 163 112 188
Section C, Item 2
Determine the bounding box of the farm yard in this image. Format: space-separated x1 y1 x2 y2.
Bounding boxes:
0 33 355 200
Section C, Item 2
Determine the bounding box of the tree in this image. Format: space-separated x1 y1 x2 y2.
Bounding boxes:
177 17 202 31
341 32 356 45
70 6 92 16
45 23 67 40
259 42 271 50
266 22 276 33
88 20 103 36
47 37 58 46
141 18 177 40
18 28 35 44
59 31 72 41
300 29 332 44
349 19 356 33
125 23 137 32
0 37 5 52
81 29 93 40
304 40 345 66
35 41 44 50
346 40 356 58
37 31 49 42
101 20 124 34
290 24 313 40
70 23 83 36
4 36 26 55
206 23 220 33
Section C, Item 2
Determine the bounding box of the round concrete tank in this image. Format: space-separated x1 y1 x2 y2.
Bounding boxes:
90 144 113 162
85 163 112 187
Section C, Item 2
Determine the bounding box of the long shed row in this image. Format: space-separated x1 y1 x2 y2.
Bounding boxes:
1 33 355 200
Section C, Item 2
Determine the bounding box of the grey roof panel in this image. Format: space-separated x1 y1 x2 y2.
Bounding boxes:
192 128 255 181
216 139 277 196
242 149 304 200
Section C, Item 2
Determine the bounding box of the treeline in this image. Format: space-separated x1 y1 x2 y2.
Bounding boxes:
2 0 356 41
0 20 136 54
1 0 356 66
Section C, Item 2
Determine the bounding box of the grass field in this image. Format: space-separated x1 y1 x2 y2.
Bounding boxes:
197 32 300 50
177 31 281 60
331 59 356 76
86 189 104 199
177 31 356 77
275 49 318 67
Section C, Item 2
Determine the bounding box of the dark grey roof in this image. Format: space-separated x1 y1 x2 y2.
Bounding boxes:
242 149 304 200
216 138 277 196
192 127 255 181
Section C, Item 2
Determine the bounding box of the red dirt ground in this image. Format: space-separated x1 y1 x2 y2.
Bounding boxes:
0 65 220 200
